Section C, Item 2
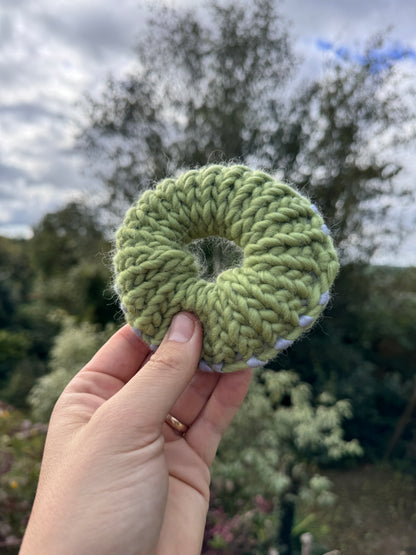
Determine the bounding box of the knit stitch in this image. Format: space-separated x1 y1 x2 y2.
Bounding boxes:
113 165 339 372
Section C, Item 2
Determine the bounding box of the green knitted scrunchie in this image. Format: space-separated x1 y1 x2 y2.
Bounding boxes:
113 165 339 372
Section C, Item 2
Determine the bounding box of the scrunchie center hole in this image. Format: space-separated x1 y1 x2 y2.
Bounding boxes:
186 236 244 281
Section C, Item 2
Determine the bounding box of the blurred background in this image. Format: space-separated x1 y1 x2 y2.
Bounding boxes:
0 1 415 553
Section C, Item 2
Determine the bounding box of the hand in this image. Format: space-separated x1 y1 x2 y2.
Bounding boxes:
20 313 252 555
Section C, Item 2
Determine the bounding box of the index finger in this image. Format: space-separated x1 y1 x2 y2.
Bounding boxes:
82 324 151 384
185 368 253 466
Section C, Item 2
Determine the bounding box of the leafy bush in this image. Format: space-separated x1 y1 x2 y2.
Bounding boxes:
205 371 362 554
28 317 116 422
0 402 46 553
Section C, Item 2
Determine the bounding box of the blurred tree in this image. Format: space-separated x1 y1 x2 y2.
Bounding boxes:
0 203 117 408
77 0 294 213
0 237 33 329
273 264 416 463
30 261 114 324
356 265 416 459
0 330 31 390
77 1 415 261
0 331 30 366
29 202 116 325
210 370 362 554
271 38 415 260
0 238 41 406
28 316 116 422
29 202 108 277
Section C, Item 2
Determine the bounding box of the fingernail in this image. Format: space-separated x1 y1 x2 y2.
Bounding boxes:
167 313 195 343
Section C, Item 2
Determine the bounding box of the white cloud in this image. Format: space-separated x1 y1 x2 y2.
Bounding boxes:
0 0 143 237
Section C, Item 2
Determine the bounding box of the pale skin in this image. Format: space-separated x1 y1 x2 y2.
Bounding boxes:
20 312 252 555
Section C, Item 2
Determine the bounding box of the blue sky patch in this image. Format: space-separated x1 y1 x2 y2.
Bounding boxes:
316 39 416 72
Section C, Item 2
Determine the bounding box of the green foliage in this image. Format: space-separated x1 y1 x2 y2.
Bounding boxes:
28 317 116 422
0 403 46 553
213 371 362 500
28 202 115 324
0 331 30 366
274 264 416 463
0 202 117 409
206 371 362 552
0 237 34 328
29 202 108 277
0 331 33 409
0 237 47 405
30 261 114 323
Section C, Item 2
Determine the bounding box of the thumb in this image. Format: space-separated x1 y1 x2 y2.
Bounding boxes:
100 312 203 437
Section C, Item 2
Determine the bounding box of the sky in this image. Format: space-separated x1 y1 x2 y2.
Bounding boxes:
0 0 415 265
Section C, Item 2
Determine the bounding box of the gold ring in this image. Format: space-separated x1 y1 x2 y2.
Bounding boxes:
165 413 189 435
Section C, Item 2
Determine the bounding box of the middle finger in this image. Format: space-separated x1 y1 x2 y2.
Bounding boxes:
163 370 220 440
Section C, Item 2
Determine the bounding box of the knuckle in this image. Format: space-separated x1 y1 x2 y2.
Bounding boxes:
146 348 184 375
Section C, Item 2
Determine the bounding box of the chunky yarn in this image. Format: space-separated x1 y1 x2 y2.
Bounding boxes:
113 165 339 372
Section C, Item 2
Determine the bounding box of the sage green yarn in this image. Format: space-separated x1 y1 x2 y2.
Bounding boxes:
113 165 339 372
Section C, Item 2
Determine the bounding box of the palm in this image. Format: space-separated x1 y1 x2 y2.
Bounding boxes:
49 325 252 555
156 369 252 552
